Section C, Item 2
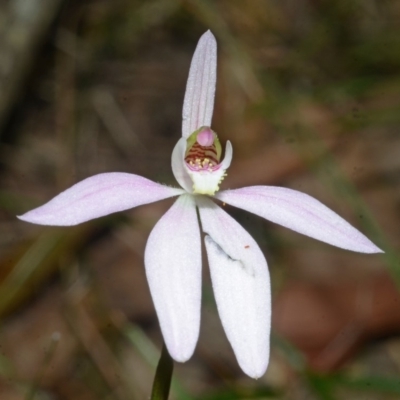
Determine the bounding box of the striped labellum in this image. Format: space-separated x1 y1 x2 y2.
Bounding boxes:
181 126 232 196
185 126 221 171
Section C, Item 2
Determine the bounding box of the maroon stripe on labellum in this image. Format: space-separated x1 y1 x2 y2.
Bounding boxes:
185 142 219 166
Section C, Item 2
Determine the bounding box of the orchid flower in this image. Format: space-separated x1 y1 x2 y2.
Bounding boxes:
18 31 382 379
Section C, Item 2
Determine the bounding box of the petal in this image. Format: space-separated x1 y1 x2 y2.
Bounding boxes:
216 186 382 253
18 173 184 226
182 30 217 138
171 137 193 192
221 140 233 170
197 197 271 378
145 194 201 362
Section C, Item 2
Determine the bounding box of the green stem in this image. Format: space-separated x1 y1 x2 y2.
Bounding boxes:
151 343 174 400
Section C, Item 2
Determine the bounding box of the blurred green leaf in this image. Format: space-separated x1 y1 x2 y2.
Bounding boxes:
333 373 400 395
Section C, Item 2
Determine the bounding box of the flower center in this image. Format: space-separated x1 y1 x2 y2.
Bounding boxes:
182 126 231 196
185 142 219 171
184 127 221 172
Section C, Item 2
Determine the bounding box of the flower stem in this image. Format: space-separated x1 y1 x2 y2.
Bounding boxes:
151 343 174 400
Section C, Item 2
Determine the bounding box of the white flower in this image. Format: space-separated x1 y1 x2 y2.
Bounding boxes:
18 31 382 378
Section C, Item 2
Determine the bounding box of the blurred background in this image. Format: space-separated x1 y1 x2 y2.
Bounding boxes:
1 0 400 399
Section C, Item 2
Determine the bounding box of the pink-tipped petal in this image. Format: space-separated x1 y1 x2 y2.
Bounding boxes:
171 137 193 192
197 197 271 378
217 186 382 254
145 194 202 362
18 173 184 226
182 31 217 138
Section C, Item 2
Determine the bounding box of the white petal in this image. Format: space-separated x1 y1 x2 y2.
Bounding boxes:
18 173 184 226
182 31 217 138
171 137 193 193
221 140 233 170
145 194 201 362
216 186 382 253
197 197 271 378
